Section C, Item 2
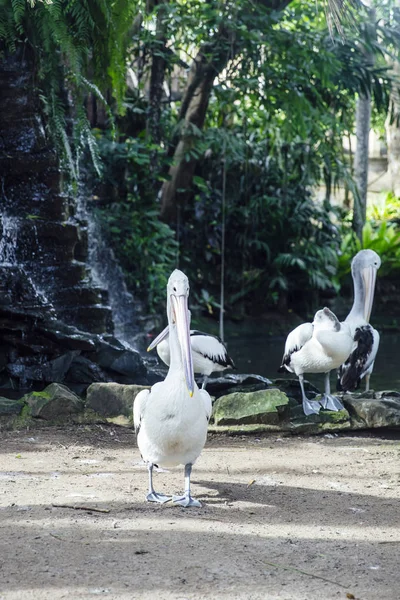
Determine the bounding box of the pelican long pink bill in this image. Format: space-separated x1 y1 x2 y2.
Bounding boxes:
361 266 377 324
170 291 194 396
147 325 169 352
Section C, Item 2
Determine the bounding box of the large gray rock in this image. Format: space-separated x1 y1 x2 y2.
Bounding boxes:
7 352 77 382
86 382 150 418
25 383 84 420
289 406 351 434
343 394 400 429
212 388 289 426
206 373 272 399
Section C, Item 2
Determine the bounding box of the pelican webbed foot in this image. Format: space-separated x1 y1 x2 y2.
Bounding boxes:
146 491 172 504
302 398 321 416
320 394 344 412
172 493 201 508
298 375 321 416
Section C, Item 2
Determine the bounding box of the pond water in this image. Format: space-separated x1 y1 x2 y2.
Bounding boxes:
223 323 400 393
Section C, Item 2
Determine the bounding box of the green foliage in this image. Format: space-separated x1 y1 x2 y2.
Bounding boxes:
101 200 178 310
2 0 400 315
0 0 135 174
337 197 400 283
367 192 400 222
92 0 400 314
180 127 341 314
94 132 178 312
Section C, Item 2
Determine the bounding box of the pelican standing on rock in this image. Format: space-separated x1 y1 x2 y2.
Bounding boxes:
338 249 381 392
134 270 212 507
147 326 236 388
279 307 354 416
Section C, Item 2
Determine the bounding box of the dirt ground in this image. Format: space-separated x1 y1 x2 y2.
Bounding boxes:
0 425 399 600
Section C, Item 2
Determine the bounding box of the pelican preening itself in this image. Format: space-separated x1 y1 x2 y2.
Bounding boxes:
279 307 354 416
134 270 211 508
338 249 381 392
147 325 236 388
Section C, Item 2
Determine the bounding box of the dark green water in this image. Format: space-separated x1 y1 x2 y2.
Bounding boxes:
223 324 400 393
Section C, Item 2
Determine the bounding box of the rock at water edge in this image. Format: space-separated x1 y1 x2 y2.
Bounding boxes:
26 383 84 420
86 382 150 419
212 388 289 426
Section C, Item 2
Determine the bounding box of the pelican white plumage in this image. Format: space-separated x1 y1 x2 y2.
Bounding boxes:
279 307 354 416
338 249 381 392
147 326 235 388
134 269 211 508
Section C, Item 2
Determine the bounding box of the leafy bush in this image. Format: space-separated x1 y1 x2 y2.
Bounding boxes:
100 200 178 311
367 192 400 223
179 125 342 315
337 218 400 283
94 131 178 312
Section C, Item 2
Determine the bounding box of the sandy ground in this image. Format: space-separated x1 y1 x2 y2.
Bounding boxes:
0 425 399 600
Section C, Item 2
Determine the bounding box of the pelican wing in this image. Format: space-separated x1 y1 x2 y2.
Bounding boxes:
338 325 379 391
133 389 150 435
279 322 313 371
190 331 235 368
199 388 212 421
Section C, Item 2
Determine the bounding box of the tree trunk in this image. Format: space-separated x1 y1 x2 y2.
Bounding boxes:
386 60 400 197
146 0 168 179
148 0 167 146
159 0 292 223
159 30 235 223
352 6 375 241
352 94 371 240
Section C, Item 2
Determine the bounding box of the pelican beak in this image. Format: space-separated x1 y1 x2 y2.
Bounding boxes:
361 266 377 323
147 325 169 352
171 293 194 396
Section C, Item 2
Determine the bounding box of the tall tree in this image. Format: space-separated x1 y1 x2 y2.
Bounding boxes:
159 0 292 223
147 0 169 173
386 60 400 196
353 94 372 239
352 5 376 240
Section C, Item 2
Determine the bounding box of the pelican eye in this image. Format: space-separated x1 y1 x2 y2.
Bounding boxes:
173 286 177 292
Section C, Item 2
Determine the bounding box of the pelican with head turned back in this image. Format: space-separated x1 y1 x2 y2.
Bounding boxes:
147 324 235 389
279 307 354 415
338 249 381 392
134 269 211 508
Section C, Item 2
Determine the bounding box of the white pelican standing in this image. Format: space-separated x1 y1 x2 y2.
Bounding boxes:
338 249 381 392
147 326 236 388
134 270 212 507
279 307 354 415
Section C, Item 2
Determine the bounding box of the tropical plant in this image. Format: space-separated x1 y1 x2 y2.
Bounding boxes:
367 192 400 222
0 0 136 175
2 0 400 316
93 130 179 312
336 219 400 283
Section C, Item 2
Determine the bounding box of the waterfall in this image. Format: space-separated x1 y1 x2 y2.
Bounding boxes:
74 186 143 347
0 213 54 310
0 215 19 266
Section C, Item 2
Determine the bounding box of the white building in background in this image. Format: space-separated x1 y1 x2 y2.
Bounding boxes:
317 130 391 209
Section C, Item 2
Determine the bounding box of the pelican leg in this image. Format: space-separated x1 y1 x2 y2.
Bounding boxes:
320 372 344 411
201 376 208 390
364 372 371 392
172 463 201 508
146 463 172 504
299 374 321 416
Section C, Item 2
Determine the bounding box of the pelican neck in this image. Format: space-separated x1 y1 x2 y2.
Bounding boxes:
346 268 365 322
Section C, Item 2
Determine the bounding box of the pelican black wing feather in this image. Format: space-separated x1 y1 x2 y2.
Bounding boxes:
190 330 236 368
337 326 374 391
278 346 301 372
